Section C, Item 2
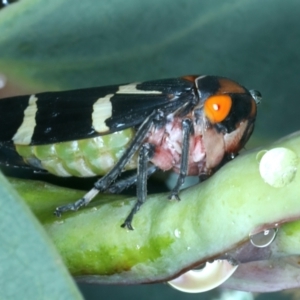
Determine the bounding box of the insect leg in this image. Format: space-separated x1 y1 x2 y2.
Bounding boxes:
121 143 154 230
54 110 162 217
107 165 158 194
169 118 194 200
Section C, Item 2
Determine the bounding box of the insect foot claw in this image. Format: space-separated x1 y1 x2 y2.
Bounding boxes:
168 193 181 201
54 198 86 217
54 208 62 217
121 221 134 230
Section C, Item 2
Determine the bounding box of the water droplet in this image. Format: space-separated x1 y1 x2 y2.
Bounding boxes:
259 147 298 188
250 228 278 248
168 260 238 293
174 229 181 238
256 150 267 162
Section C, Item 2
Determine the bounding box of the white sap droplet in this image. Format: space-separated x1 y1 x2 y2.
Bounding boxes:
168 260 238 293
0 74 6 89
250 228 278 248
259 147 298 188
174 229 181 238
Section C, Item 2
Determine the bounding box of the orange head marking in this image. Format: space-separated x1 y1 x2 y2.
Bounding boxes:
204 94 232 123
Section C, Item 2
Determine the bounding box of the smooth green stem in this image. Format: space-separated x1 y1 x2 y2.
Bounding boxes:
9 131 300 284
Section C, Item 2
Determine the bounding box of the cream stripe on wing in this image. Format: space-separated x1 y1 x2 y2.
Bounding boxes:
92 94 113 132
117 83 162 94
13 95 38 145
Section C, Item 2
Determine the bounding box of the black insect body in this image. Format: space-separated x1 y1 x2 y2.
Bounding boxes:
0 75 261 229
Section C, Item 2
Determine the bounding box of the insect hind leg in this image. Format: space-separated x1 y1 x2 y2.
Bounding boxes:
54 188 99 216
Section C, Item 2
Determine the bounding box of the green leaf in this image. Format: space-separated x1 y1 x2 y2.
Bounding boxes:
0 173 83 300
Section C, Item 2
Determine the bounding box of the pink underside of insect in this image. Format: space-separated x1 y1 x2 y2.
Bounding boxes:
145 117 226 176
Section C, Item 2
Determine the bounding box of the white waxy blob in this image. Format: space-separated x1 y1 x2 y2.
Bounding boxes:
258 147 298 188
168 260 238 293
250 228 278 248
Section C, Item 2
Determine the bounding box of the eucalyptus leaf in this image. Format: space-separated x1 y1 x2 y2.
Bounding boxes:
0 173 83 300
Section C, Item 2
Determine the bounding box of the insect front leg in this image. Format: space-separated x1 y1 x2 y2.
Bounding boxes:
121 143 155 230
169 118 194 200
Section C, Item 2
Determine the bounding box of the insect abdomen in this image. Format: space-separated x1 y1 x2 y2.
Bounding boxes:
15 129 137 177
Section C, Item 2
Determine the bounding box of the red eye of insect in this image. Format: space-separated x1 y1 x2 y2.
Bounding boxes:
204 94 232 123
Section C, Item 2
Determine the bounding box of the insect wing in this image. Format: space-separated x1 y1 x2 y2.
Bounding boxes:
0 142 32 169
0 78 194 146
